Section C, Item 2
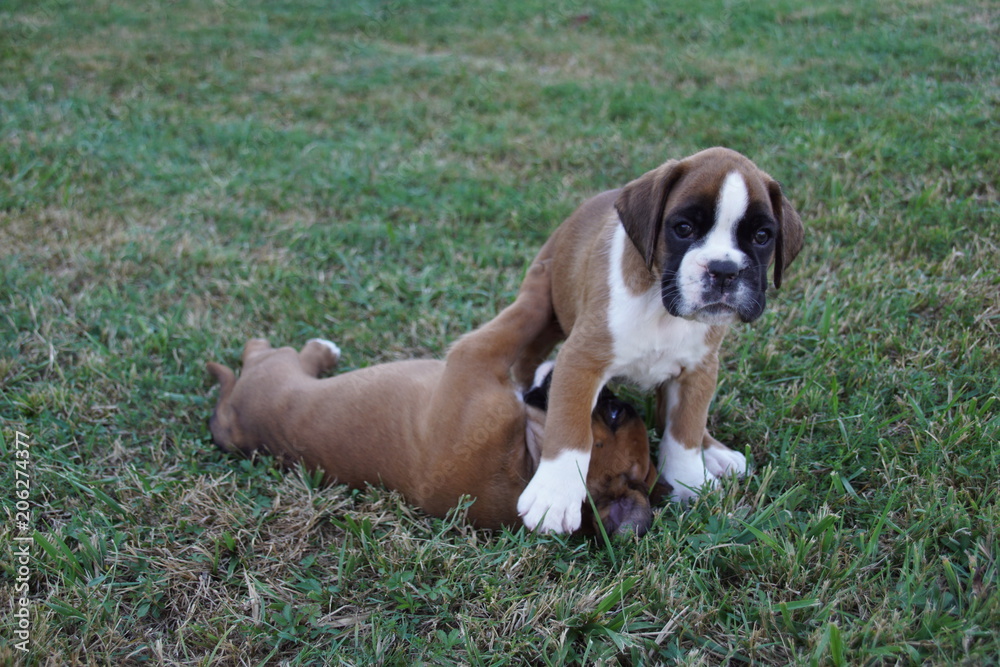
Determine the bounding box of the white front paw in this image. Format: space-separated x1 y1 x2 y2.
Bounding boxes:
517 451 590 534
659 439 746 503
704 445 747 478
308 338 341 359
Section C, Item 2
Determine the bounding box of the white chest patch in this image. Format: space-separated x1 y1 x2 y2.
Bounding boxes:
606 222 713 389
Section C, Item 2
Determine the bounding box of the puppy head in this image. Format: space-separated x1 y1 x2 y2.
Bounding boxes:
524 372 655 537
582 387 656 537
615 147 804 325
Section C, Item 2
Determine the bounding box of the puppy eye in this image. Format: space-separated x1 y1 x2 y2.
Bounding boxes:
674 222 694 239
753 229 773 245
607 405 622 425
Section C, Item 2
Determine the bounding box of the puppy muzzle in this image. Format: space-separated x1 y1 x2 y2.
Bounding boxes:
692 271 766 324
595 490 653 537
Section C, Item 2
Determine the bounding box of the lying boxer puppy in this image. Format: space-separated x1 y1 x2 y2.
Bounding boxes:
515 147 805 533
206 262 657 536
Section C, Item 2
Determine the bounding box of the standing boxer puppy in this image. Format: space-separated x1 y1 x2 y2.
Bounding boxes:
515 147 804 533
206 262 657 535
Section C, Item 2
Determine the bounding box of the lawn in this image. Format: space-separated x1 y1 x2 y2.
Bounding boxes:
1 0 998 664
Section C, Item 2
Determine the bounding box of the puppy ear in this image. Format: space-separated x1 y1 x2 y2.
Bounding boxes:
614 160 685 269
522 361 554 411
766 180 804 289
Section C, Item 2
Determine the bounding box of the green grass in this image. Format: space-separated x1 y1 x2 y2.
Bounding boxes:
1 0 998 663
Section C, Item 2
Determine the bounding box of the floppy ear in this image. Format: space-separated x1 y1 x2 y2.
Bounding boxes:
614 160 685 269
766 180 804 289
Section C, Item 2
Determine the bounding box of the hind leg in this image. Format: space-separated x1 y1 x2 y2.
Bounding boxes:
299 338 341 377
241 338 274 365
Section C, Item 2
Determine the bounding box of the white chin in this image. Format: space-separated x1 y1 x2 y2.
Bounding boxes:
691 306 739 325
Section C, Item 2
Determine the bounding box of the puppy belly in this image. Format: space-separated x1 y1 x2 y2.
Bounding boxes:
658 436 746 502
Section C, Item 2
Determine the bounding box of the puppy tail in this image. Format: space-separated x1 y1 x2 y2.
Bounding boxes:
206 362 241 454
207 361 236 397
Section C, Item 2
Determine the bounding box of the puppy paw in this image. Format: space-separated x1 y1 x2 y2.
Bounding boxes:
658 439 720 503
517 450 590 534
302 338 342 376
308 338 341 359
704 444 747 479
660 442 747 503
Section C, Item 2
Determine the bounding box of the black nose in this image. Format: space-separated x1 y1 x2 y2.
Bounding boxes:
707 260 740 290
603 495 653 537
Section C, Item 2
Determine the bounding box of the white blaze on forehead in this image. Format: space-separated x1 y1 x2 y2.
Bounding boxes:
716 170 750 231
691 170 750 268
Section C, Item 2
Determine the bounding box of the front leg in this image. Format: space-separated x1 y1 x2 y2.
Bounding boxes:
655 356 746 502
517 338 607 533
